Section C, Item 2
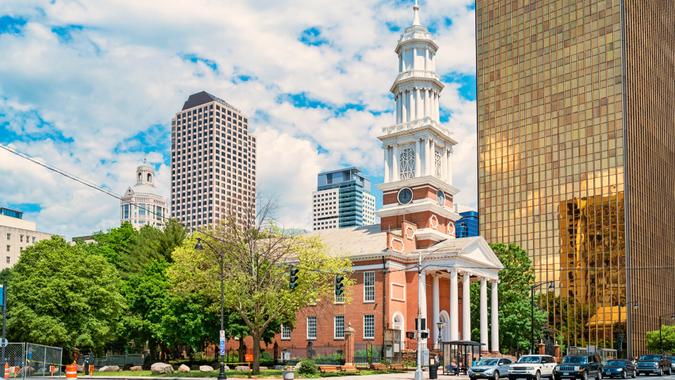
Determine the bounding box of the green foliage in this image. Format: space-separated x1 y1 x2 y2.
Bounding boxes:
470 243 547 354
297 359 319 375
169 217 353 374
646 325 675 353
7 237 125 351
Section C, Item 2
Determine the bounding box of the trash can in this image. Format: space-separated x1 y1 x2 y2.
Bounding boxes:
429 363 439 379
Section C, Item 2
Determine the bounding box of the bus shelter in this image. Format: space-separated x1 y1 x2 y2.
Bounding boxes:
441 340 482 375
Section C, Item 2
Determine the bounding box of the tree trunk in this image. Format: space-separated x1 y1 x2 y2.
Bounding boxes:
252 332 262 374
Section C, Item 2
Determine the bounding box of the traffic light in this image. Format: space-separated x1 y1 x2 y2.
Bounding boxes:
335 275 344 297
289 266 299 290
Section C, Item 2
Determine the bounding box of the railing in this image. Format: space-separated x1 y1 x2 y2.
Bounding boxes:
381 117 450 136
394 70 440 83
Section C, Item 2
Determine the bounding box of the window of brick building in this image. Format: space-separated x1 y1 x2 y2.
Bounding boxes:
281 324 291 340
363 315 375 339
307 316 317 340
363 272 375 302
334 315 345 339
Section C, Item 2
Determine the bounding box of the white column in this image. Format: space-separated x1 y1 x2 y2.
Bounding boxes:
432 274 440 349
430 139 436 177
425 89 431 120
415 139 421 178
416 88 423 120
396 96 401 124
392 144 399 181
384 146 390 183
409 90 415 122
419 270 428 347
450 270 459 341
480 278 489 352
400 91 408 123
447 148 453 184
491 280 500 353
440 145 447 182
434 93 439 121
462 273 471 341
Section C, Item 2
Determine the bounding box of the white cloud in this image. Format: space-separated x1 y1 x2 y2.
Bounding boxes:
0 0 478 237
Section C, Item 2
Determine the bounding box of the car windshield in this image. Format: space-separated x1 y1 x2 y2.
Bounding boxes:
518 356 542 363
606 360 625 366
477 359 499 366
639 355 661 361
562 356 588 364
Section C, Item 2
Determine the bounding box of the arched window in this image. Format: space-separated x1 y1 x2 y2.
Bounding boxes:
439 310 450 342
138 173 142 182
147 173 152 183
399 145 416 180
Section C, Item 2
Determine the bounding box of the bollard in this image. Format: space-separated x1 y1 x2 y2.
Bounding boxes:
65 364 78 380
88 365 94 376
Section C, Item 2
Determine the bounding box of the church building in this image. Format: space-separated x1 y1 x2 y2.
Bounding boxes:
275 2 504 361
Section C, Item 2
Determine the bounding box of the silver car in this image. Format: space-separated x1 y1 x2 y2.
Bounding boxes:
469 358 514 380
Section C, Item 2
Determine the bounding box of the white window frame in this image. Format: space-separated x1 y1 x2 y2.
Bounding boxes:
363 271 375 303
363 314 375 340
281 324 292 340
306 316 317 340
334 315 345 340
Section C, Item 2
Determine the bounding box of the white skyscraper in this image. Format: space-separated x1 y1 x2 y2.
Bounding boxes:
120 160 168 229
171 91 256 230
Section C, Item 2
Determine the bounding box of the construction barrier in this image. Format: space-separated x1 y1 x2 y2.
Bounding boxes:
65 364 77 380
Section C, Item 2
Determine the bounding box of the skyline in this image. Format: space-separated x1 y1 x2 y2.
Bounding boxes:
0 0 478 238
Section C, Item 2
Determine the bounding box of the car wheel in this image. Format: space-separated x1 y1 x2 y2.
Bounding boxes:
494 371 500 380
535 371 541 380
658 368 662 377
622 371 627 379
581 372 588 380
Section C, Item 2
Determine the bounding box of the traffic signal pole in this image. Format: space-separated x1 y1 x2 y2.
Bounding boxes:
415 252 423 380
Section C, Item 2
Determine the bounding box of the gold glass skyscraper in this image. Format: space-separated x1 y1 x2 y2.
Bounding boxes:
476 0 674 356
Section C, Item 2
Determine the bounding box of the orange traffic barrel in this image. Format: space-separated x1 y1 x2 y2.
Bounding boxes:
4 363 9 380
65 364 77 380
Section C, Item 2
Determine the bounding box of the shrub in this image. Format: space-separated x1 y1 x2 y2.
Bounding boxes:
297 360 318 375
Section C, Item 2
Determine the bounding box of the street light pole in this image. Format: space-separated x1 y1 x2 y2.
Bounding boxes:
530 281 554 354
195 238 227 380
657 313 675 355
415 250 423 380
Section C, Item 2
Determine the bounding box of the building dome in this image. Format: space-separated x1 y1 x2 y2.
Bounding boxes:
120 160 168 229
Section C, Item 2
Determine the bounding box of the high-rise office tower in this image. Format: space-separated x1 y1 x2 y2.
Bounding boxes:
456 211 479 238
171 91 256 230
312 167 376 231
477 1 674 356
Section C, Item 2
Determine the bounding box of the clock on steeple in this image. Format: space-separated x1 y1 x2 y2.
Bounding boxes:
377 0 461 250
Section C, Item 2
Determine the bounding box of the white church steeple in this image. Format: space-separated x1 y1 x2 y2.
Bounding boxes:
377 1 461 242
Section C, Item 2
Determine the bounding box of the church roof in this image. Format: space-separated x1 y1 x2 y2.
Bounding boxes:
307 224 388 257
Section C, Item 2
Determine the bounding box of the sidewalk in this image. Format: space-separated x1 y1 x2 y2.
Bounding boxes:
78 374 470 380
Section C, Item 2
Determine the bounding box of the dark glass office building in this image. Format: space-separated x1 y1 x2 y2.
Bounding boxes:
312 168 376 230
456 211 479 238
477 0 674 356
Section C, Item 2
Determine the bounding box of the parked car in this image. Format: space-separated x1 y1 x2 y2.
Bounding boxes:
508 355 557 380
553 354 602 380
469 358 513 380
601 359 637 379
635 354 672 376
668 356 675 372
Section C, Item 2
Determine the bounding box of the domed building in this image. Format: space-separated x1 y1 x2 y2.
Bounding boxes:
120 160 168 229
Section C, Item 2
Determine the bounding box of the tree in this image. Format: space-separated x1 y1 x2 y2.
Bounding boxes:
646 325 675 353
7 237 125 353
471 243 547 354
169 206 353 374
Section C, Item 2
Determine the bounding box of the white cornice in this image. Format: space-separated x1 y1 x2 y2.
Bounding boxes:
376 198 461 221
379 118 457 146
378 176 460 197
415 228 449 242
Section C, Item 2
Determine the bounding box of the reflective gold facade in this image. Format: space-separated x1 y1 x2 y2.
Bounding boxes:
477 0 674 356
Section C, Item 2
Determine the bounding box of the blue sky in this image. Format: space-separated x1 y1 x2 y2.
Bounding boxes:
0 0 478 237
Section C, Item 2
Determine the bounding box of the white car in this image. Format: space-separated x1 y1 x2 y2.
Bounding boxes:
508 355 558 380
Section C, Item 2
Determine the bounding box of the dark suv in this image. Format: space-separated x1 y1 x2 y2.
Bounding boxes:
636 354 672 376
554 355 602 380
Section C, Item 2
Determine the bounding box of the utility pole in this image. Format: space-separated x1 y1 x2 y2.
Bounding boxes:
415 251 423 380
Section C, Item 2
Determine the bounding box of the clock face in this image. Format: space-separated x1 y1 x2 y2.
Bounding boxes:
397 187 414 205
437 190 445 206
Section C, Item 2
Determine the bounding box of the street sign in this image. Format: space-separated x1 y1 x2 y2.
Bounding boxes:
245 354 253 362
0 285 4 307
0 338 7 348
219 341 225 356
220 330 225 339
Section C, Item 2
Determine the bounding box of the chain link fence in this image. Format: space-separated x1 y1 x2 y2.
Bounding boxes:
1 343 63 379
76 354 144 370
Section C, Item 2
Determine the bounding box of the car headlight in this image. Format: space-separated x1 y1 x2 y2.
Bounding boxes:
617 368 623 371
654 363 659 368
468 370 474 375
525 367 534 371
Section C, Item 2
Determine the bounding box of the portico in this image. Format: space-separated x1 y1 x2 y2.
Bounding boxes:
416 237 502 353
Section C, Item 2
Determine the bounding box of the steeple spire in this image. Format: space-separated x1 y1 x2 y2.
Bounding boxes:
412 0 421 26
